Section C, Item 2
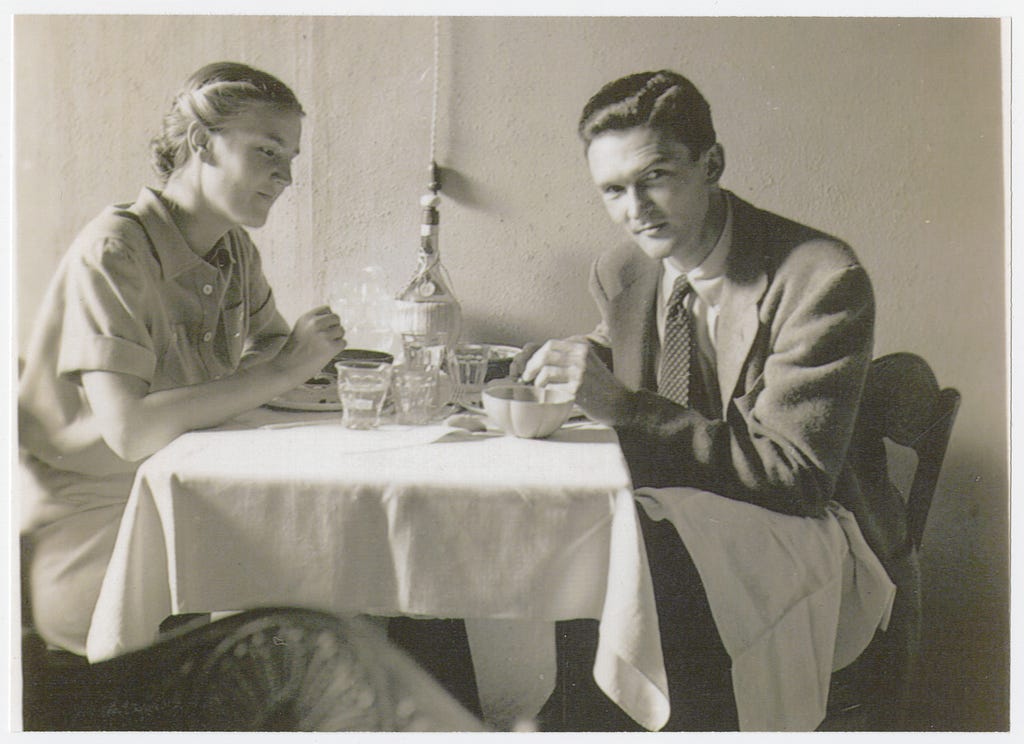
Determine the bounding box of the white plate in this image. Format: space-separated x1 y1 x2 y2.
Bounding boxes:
456 394 486 415
463 386 589 420
266 379 343 412
453 380 509 415
267 371 456 414
488 344 522 361
265 397 344 412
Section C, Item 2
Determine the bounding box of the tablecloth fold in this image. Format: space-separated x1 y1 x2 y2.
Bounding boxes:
591 489 671 730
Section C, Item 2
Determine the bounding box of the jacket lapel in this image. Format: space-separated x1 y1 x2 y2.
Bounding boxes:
608 256 661 390
715 197 770 415
603 194 772 409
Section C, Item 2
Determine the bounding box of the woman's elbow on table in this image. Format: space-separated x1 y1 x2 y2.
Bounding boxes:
91 407 178 462
81 370 182 462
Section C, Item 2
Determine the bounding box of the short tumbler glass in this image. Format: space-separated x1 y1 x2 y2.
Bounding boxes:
449 344 490 405
392 366 440 425
336 359 393 429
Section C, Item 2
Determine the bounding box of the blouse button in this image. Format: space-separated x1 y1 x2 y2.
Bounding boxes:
202 284 214 295
203 331 213 343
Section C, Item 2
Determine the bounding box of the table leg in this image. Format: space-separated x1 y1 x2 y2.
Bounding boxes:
463 618 556 731
386 617 481 717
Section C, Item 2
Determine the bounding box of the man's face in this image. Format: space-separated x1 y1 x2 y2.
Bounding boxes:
586 125 719 268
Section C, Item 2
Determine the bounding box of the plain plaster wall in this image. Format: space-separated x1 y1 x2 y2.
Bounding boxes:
13 15 1007 729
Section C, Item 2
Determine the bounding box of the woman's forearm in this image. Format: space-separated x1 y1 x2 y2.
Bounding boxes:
82 359 306 461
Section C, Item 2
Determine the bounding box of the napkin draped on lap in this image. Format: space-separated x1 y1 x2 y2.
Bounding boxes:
635 487 895 732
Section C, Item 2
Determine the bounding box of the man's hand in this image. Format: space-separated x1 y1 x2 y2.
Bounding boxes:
509 342 543 380
514 338 633 425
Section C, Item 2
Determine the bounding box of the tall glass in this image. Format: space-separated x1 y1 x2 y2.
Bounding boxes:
449 343 490 407
336 359 392 429
400 333 448 408
401 333 448 373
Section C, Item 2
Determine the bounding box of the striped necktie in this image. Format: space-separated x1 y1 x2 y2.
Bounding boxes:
658 275 695 407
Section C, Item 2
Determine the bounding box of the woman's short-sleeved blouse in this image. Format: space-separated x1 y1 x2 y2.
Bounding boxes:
19 187 288 521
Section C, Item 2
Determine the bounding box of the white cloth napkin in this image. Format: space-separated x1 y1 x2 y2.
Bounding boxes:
636 487 895 731
591 489 671 730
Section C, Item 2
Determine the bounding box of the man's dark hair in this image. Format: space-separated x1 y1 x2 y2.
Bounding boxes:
578 70 716 158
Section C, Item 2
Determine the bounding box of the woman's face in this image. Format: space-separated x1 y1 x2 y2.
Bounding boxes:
199 103 302 229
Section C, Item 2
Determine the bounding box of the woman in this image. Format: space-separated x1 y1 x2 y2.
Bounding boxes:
19 62 347 657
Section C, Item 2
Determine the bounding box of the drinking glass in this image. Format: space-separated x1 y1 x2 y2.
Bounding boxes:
449 344 490 406
336 359 393 429
401 333 448 373
392 366 440 425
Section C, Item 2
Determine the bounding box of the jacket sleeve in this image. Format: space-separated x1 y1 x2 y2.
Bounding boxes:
612 256 874 518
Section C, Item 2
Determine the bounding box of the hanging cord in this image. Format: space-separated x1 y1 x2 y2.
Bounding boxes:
428 17 455 292
401 16 446 291
418 15 443 279
394 16 460 343
428 15 442 193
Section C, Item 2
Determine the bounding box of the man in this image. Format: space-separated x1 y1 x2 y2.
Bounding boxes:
518 71 908 730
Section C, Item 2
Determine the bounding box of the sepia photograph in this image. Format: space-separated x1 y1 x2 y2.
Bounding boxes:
5 3 1011 735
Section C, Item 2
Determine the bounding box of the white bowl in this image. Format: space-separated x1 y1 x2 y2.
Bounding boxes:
482 383 575 438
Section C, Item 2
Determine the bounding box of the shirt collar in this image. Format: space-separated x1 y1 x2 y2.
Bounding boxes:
130 187 236 280
661 192 734 307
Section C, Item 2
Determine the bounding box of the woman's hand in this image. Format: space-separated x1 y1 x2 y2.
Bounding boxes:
270 305 347 383
81 306 346 462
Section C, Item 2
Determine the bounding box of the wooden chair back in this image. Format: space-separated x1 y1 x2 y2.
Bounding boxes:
822 352 960 731
864 352 961 548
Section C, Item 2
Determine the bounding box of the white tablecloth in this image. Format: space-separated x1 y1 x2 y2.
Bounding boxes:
86 409 669 731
